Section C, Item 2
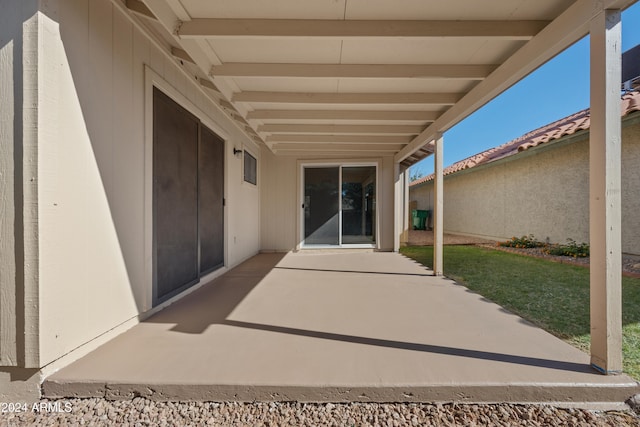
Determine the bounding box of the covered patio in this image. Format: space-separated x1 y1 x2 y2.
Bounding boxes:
133 0 635 373
44 252 639 405
3 0 639 404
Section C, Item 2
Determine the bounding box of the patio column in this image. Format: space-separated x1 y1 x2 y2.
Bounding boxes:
433 133 444 276
589 9 622 374
400 167 410 247
393 162 402 252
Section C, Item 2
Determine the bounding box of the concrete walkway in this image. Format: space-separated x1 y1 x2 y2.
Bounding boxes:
44 252 639 406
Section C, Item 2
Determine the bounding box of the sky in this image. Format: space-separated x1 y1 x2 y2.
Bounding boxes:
410 2 640 178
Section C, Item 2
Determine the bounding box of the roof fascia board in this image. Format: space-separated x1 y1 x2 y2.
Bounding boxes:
395 0 638 164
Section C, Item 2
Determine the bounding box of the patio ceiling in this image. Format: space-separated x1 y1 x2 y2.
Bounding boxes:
132 0 637 167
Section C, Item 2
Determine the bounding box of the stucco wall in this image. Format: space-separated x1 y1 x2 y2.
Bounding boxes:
260 152 396 252
621 121 640 254
410 119 640 255
35 0 260 367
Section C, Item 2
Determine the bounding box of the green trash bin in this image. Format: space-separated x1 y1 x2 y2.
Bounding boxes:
412 209 430 230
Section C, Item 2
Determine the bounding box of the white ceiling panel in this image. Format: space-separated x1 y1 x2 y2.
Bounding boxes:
231 78 340 92
135 0 635 165
179 0 347 19
336 79 477 94
343 0 574 20
207 39 342 63
339 39 523 65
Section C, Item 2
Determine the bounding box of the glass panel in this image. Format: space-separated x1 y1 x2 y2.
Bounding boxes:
304 167 340 245
341 166 376 245
244 151 257 185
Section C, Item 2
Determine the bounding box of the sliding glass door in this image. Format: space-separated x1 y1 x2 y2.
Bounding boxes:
341 166 376 245
303 167 340 245
302 165 376 248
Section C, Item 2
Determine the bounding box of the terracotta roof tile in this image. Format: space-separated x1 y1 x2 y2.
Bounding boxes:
410 90 640 186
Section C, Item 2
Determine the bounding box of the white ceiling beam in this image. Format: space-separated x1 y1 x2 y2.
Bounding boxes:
266 134 412 144
199 78 222 95
170 46 194 64
125 0 268 150
125 0 155 19
233 92 461 105
212 63 496 79
275 149 399 156
395 0 639 164
177 19 549 39
272 143 405 152
257 124 423 134
163 0 190 21
247 110 440 121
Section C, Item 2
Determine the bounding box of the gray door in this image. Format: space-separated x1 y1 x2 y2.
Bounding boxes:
199 126 225 274
153 88 224 304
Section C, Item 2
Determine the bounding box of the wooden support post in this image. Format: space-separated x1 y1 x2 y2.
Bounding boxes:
433 134 444 276
589 9 622 374
393 162 401 252
401 168 409 246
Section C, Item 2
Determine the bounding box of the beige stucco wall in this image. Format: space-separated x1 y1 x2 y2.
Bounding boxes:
260 152 396 252
410 119 640 255
30 0 260 368
621 121 640 254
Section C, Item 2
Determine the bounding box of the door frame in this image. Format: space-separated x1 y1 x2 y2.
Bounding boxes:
144 66 229 311
297 160 380 250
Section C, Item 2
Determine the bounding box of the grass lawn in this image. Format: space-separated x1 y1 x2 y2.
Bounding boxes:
400 245 640 380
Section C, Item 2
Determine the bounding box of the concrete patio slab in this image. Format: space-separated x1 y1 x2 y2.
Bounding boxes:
43 252 640 405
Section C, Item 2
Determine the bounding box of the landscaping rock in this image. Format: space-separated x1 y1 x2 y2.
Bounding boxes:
2 399 640 426
628 394 640 414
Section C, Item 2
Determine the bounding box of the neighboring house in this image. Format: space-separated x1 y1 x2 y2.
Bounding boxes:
410 91 640 255
0 0 634 401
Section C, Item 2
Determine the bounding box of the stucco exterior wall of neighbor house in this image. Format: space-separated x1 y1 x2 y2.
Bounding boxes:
1 0 261 397
260 152 396 252
410 119 640 255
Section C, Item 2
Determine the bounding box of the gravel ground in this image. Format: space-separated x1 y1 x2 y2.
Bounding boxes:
1 399 639 426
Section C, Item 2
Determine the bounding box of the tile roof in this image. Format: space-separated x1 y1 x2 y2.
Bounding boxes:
410 90 640 186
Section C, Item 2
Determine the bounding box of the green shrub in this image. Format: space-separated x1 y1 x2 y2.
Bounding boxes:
544 239 590 258
498 234 544 249
498 235 590 258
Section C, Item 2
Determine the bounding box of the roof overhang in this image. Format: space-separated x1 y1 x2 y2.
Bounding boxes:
129 0 638 167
